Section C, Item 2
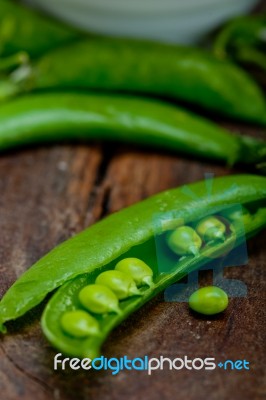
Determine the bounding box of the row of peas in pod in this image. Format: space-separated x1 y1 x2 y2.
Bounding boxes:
166 206 251 257
60 258 154 339
167 216 228 257
165 208 251 315
60 207 251 338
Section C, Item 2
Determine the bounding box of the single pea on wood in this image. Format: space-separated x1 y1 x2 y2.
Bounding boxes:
79 284 121 315
60 310 100 338
115 258 154 287
95 270 141 299
189 286 229 315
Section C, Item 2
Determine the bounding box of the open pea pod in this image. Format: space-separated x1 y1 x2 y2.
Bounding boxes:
1 37 266 125
0 92 265 167
41 210 266 359
0 174 266 335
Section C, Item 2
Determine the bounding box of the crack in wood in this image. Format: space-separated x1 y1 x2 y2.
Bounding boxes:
84 145 113 226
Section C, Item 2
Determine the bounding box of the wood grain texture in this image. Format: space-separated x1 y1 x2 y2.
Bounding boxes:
0 128 265 400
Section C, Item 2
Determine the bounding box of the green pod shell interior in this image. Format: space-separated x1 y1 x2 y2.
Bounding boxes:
222 206 252 226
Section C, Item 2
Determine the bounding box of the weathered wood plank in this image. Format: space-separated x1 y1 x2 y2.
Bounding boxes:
0 137 265 400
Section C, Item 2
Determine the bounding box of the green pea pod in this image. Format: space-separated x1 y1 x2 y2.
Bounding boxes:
41 210 265 358
213 15 266 73
0 174 266 334
1 37 266 125
0 92 265 167
0 0 79 58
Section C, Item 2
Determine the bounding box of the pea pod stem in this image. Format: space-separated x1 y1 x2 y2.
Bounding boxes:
41 209 266 358
1 37 266 125
0 0 79 58
0 174 266 334
0 93 265 167
0 51 29 72
234 47 266 71
213 14 266 72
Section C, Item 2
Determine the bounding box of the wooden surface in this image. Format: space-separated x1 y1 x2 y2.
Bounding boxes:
0 125 265 400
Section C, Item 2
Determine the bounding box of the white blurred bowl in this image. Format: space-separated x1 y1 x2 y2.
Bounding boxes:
24 0 259 44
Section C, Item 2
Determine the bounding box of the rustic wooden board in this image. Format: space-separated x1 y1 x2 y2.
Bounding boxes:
0 125 265 400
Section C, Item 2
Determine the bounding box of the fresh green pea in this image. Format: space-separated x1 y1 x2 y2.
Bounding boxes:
95 270 141 299
60 310 100 338
115 258 153 287
167 226 202 256
222 206 252 226
189 286 229 315
195 216 226 242
79 284 121 315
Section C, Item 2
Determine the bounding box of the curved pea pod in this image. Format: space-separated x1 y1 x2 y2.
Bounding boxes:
1 37 266 125
213 15 266 74
0 174 266 334
0 93 265 168
41 208 265 358
0 0 79 59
